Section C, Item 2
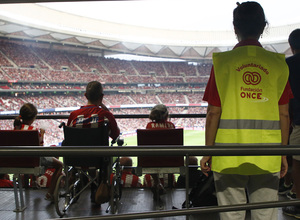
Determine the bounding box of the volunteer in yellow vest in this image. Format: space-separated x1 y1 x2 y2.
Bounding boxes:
200 2 292 220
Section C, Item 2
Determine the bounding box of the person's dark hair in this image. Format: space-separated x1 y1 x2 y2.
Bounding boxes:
233 1 267 38
288 29 300 50
14 103 38 129
120 157 133 167
185 156 198 170
189 156 198 166
149 104 169 122
85 81 103 103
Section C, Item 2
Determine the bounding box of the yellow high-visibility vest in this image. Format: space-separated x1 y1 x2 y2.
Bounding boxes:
211 46 289 175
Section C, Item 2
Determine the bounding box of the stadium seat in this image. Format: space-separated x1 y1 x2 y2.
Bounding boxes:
0 130 44 212
137 128 185 180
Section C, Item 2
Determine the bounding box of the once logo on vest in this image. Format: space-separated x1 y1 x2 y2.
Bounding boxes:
243 71 261 85
241 71 263 100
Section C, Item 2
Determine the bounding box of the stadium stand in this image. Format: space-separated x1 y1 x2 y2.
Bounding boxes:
131 60 166 76
67 53 108 73
0 39 209 146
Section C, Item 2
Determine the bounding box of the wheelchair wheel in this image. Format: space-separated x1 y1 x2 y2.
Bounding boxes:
54 175 68 217
69 180 81 203
109 175 122 214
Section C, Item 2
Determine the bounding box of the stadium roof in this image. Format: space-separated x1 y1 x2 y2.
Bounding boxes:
0 0 298 61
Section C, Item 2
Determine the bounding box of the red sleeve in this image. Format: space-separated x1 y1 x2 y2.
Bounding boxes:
279 81 293 105
203 66 221 107
104 111 120 140
67 112 74 126
146 122 151 129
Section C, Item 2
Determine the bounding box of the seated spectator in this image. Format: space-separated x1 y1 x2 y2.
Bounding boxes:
0 174 13 187
145 104 175 199
111 157 142 188
14 103 63 202
67 81 120 203
67 81 120 138
176 156 203 188
146 104 175 129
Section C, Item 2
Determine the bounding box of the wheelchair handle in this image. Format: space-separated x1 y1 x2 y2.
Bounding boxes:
111 136 124 146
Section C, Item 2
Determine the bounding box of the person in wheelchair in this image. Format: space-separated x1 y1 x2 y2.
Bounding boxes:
14 103 63 202
67 81 120 203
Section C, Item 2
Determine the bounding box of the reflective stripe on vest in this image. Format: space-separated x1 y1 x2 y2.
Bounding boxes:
219 119 280 130
211 46 289 175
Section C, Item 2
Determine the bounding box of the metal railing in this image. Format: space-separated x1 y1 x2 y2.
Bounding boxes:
0 145 299 157
1 145 300 220
0 114 206 120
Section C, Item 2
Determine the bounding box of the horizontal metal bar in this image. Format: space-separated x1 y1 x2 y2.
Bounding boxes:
0 145 299 157
50 200 300 220
0 0 116 4
0 114 206 120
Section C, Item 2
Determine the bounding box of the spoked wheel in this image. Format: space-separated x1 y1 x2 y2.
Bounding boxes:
69 180 81 203
54 175 68 217
109 175 122 214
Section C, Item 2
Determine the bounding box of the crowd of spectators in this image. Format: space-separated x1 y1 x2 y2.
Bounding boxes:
0 92 206 110
129 94 159 104
0 40 211 84
100 74 129 84
126 75 155 83
39 70 76 82
185 93 204 103
103 94 136 105
0 93 206 146
131 61 166 76
100 57 137 75
0 41 48 68
197 63 212 76
4 84 85 90
0 96 24 111
164 62 197 77
180 107 206 130
0 51 13 67
0 84 206 91
185 76 209 83
2 68 48 82
32 47 79 72
0 40 209 146
157 93 187 104
156 76 185 83
0 69 9 81
67 53 107 73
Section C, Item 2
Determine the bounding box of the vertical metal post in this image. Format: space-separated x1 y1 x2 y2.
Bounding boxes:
185 154 190 220
18 174 25 210
13 175 20 212
12 174 26 212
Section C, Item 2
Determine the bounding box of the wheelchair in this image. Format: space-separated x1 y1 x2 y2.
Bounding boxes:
54 122 123 217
